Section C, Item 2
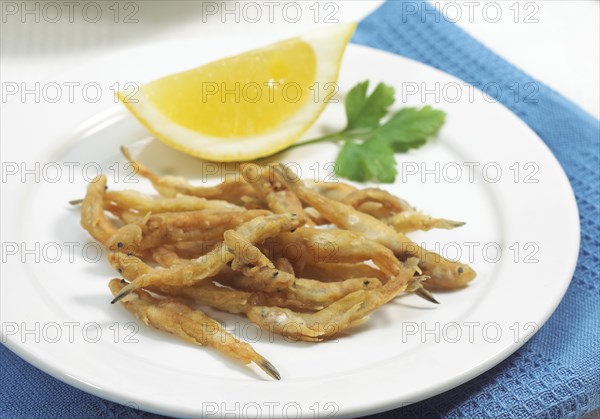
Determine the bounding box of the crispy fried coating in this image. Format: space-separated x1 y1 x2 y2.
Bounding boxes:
274 228 402 279
384 211 465 233
110 242 232 303
299 261 387 283
311 181 464 233
121 147 258 205
78 152 477 380
240 163 314 226
220 268 382 309
112 214 303 302
274 165 476 290
106 189 243 212
135 209 270 250
80 175 118 245
224 213 304 274
109 279 279 379
246 259 422 341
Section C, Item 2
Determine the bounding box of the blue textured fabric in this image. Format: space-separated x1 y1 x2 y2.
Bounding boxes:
356 1 600 418
1 1 599 418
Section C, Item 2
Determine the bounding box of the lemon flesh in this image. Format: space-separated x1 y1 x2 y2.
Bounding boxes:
144 40 316 137
120 23 356 161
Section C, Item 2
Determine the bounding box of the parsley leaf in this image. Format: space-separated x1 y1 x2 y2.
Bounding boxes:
372 106 446 152
345 81 395 130
280 82 447 183
335 138 397 183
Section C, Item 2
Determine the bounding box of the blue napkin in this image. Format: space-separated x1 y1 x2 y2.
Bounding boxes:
353 1 600 418
1 1 598 417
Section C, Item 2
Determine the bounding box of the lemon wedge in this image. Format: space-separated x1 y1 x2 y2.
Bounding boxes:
119 23 356 161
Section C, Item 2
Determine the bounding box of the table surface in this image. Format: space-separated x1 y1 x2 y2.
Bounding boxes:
1 1 598 417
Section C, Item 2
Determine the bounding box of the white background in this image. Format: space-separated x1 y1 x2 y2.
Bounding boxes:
1 1 599 119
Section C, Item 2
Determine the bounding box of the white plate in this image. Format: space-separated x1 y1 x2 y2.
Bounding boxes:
0 37 579 418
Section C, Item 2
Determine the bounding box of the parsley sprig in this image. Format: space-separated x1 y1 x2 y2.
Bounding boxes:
284 81 446 183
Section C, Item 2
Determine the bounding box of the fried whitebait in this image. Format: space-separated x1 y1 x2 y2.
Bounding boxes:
106 189 243 212
109 279 280 380
77 151 478 380
246 259 422 341
112 214 303 303
275 165 476 290
240 163 315 226
121 146 258 204
80 175 118 246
